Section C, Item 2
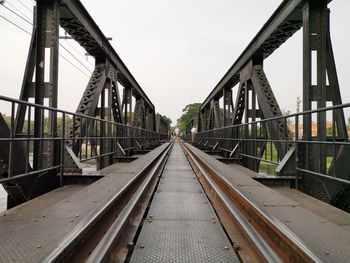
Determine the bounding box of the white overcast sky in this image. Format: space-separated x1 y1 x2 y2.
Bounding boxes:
0 0 349 124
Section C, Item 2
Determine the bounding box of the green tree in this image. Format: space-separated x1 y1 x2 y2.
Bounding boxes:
177 103 201 132
162 115 172 130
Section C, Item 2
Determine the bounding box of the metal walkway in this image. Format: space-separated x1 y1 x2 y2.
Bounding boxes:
130 143 239 262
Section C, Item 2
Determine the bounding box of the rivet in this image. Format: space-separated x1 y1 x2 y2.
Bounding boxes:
37 245 41 248
224 246 229 250
324 251 330 255
140 245 145 249
127 242 134 248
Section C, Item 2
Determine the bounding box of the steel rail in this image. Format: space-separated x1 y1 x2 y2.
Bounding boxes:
181 142 323 263
86 141 173 263
40 142 172 263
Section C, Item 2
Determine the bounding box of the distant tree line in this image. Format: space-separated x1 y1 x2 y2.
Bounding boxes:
177 103 201 132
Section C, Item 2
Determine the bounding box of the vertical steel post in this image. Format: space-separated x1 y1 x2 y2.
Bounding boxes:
33 0 59 170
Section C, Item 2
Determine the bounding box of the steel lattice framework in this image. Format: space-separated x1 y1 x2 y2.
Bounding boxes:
0 0 169 207
192 0 350 211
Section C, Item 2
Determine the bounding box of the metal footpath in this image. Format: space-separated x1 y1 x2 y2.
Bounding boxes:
130 143 239 262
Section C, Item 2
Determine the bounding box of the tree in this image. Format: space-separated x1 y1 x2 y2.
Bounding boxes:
162 115 172 130
177 103 201 132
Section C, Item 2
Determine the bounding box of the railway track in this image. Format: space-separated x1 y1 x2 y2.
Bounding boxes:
41 142 174 263
40 141 327 262
181 142 322 263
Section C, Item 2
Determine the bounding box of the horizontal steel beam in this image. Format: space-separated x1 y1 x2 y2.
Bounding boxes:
60 0 154 111
201 0 328 111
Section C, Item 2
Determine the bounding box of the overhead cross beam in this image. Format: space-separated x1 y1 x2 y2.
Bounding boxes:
201 0 312 111
59 0 155 112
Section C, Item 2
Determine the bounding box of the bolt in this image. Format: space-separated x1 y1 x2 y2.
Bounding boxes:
127 242 134 248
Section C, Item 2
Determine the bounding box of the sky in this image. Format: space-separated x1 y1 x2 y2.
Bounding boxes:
0 0 349 125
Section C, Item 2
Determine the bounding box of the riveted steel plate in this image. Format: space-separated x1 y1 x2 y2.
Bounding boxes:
131 143 239 262
0 143 170 263
263 206 350 262
165 164 192 171
185 143 350 262
157 180 201 193
130 219 239 263
148 192 215 221
162 170 196 181
237 185 299 207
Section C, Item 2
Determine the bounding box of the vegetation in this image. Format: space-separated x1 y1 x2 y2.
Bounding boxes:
1 114 73 135
177 103 201 132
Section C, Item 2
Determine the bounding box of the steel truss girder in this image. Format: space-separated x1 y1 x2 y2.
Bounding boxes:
58 0 155 113
2 0 61 207
132 99 146 129
209 100 223 130
156 115 168 135
223 89 234 127
300 0 349 207
64 59 124 171
201 0 309 111
251 64 290 158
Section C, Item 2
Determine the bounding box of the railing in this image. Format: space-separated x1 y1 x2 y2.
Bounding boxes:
193 103 350 191
0 95 165 185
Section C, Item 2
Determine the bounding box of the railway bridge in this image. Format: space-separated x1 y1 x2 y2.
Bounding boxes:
0 0 350 262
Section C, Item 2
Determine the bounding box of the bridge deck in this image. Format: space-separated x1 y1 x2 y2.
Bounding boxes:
1 143 350 262
0 143 169 263
186 143 350 263
130 143 239 262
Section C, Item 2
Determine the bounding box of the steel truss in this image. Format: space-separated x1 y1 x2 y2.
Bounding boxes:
195 0 350 211
0 0 166 208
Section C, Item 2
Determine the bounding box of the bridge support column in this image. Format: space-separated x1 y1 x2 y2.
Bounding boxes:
301 0 349 204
